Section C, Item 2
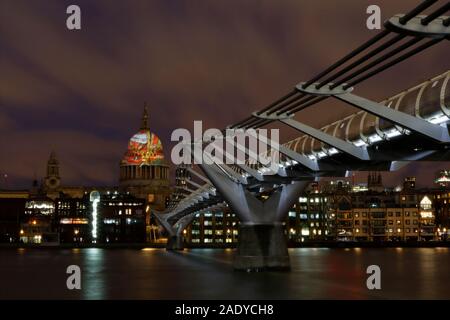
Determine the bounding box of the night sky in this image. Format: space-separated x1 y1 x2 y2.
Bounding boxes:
1 0 449 189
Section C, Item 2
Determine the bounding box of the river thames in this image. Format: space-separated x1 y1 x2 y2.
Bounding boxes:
0 247 449 299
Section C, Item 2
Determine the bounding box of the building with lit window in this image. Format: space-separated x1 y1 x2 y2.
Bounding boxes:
20 195 58 244
56 194 90 243
100 191 146 243
184 207 239 245
419 195 435 240
403 177 416 191
19 217 56 244
328 174 439 241
286 193 332 243
179 175 442 245
433 190 450 240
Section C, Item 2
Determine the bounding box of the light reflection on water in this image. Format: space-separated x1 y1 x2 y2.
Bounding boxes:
0 247 449 299
82 248 106 300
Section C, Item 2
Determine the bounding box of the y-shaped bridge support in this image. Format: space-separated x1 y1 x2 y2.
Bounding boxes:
154 212 196 250
198 162 310 271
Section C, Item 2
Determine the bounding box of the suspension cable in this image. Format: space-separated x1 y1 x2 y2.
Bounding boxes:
344 37 443 88
331 37 424 89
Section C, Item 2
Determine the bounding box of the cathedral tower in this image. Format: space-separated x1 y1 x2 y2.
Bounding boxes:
44 151 61 190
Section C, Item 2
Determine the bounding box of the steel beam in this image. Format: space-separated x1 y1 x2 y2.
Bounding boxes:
386 14 450 39
247 117 320 171
280 118 370 160
336 92 450 143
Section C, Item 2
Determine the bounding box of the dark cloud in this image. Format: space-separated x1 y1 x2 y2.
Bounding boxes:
0 0 449 188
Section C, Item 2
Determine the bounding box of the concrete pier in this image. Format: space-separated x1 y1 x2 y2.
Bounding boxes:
234 223 290 271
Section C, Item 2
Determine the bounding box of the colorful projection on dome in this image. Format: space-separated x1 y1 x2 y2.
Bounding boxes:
123 130 164 165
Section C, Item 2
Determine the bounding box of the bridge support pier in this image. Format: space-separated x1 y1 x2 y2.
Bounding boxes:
153 211 195 251
234 223 289 271
198 163 310 271
166 235 185 251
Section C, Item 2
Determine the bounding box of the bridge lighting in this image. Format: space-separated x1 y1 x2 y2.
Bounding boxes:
385 128 402 139
429 114 449 125
259 168 272 174
353 139 368 147
328 148 339 155
368 134 383 144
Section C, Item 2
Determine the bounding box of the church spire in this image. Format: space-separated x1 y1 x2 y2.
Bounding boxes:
141 103 149 130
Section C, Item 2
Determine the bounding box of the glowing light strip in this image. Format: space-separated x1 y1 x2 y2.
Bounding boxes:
92 199 99 240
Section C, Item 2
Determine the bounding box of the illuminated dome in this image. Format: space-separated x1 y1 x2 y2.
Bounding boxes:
119 106 171 219
119 106 170 206
121 107 164 166
122 130 164 165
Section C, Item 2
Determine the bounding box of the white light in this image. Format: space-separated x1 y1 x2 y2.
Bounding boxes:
90 191 101 241
92 199 99 239
301 228 310 236
368 134 383 143
316 151 327 158
26 203 54 209
104 219 117 225
353 139 368 147
428 114 449 124
328 148 339 155
420 211 433 218
385 128 402 138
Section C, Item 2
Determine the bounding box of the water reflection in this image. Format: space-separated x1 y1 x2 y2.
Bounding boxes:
0 247 449 299
82 248 106 299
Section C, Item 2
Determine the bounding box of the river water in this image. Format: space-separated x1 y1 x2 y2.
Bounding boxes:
0 247 449 299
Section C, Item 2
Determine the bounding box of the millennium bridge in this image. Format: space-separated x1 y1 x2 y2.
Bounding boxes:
154 0 450 271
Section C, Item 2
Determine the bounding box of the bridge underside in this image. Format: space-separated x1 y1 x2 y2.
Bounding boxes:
195 162 311 271
154 8 450 269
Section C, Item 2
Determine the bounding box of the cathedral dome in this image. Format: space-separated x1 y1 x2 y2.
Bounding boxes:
119 105 170 207
121 107 165 166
